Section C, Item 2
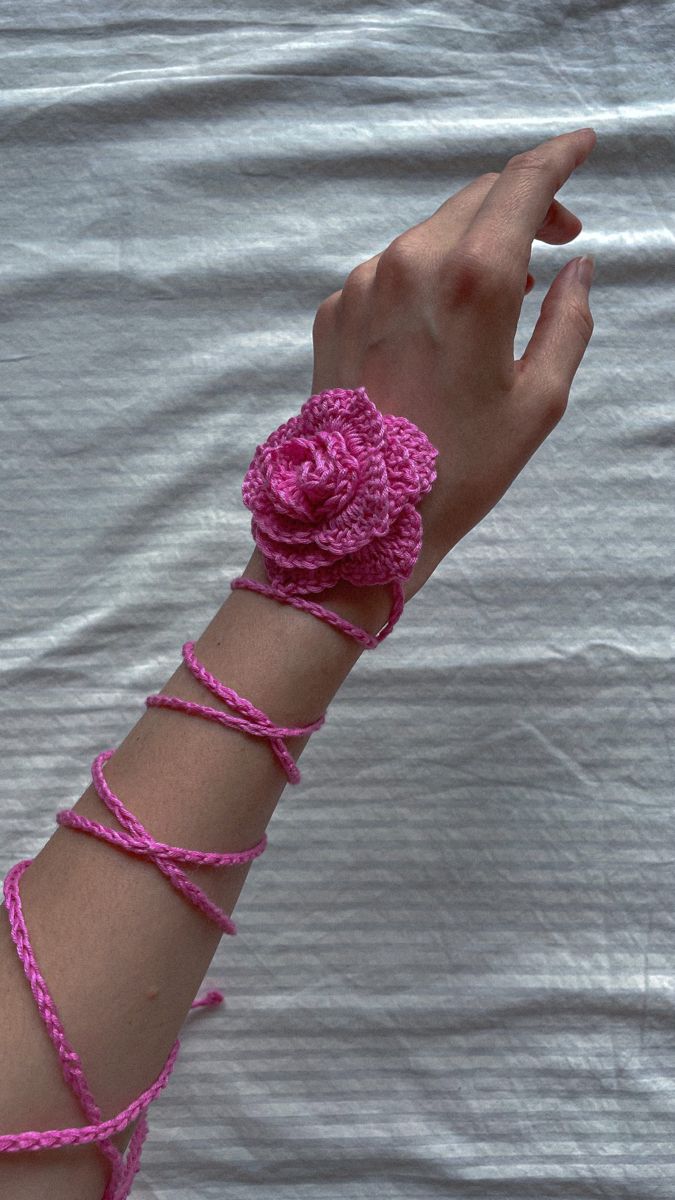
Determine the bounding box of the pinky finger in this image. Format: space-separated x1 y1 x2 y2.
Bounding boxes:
514 255 595 416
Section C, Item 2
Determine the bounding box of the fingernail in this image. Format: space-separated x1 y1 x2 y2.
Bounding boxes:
576 254 595 290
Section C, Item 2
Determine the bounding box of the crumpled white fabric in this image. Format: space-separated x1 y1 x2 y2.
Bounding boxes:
1 3 674 1197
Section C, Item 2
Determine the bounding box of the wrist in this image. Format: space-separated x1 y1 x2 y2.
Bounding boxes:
186 548 378 738
241 545 396 642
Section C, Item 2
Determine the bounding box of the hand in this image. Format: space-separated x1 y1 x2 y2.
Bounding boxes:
310 127 597 603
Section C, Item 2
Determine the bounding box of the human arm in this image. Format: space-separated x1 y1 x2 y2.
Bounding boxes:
0 126 597 1200
0 544 394 1200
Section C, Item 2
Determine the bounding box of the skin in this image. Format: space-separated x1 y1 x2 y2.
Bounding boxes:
0 127 596 1198
311 125 597 603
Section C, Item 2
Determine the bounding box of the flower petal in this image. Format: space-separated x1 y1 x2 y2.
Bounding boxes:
341 504 423 586
315 443 390 554
241 387 439 598
305 389 390 553
300 386 384 451
263 554 344 596
383 414 439 509
252 517 343 570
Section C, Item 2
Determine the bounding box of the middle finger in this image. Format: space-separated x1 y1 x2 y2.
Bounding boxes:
357 167 584 287
462 127 596 294
412 172 582 248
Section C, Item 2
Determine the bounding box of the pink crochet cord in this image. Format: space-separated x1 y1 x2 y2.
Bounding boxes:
230 574 404 648
0 385 437 1198
0 626 363 1197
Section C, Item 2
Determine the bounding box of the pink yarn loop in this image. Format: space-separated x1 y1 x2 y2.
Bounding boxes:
0 386 436 1198
0 857 222 1189
0 614 370 1197
145 639 327 785
56 747 268 935
230 574 405 647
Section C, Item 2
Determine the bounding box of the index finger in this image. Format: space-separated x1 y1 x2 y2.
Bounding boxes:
465 127 597 286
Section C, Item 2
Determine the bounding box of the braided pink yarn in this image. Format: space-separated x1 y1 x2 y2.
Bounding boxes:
57 747 268 935
0 387 437 1196
145 639 326 785
237 385 438 640
0 639 325 1195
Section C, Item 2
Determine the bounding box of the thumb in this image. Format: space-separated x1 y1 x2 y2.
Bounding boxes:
515 255 595 416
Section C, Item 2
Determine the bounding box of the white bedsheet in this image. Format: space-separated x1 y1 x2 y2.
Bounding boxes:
2 3 674 1196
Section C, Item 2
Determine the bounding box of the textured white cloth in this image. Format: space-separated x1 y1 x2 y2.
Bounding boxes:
2 3 674 1197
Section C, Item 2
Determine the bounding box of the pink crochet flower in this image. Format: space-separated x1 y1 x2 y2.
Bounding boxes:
241 386 439 595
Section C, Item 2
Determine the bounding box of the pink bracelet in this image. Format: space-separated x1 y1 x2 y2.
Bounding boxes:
0 386 438 1198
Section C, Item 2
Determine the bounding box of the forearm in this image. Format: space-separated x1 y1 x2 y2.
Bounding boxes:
0 544 393 1200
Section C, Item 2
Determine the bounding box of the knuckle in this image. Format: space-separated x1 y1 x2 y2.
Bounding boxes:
440 243 514 308
340 262 374 303
480 171 500 185
374 235 422 292
312 292 340 336
441 246 489 304
545 384 570 419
